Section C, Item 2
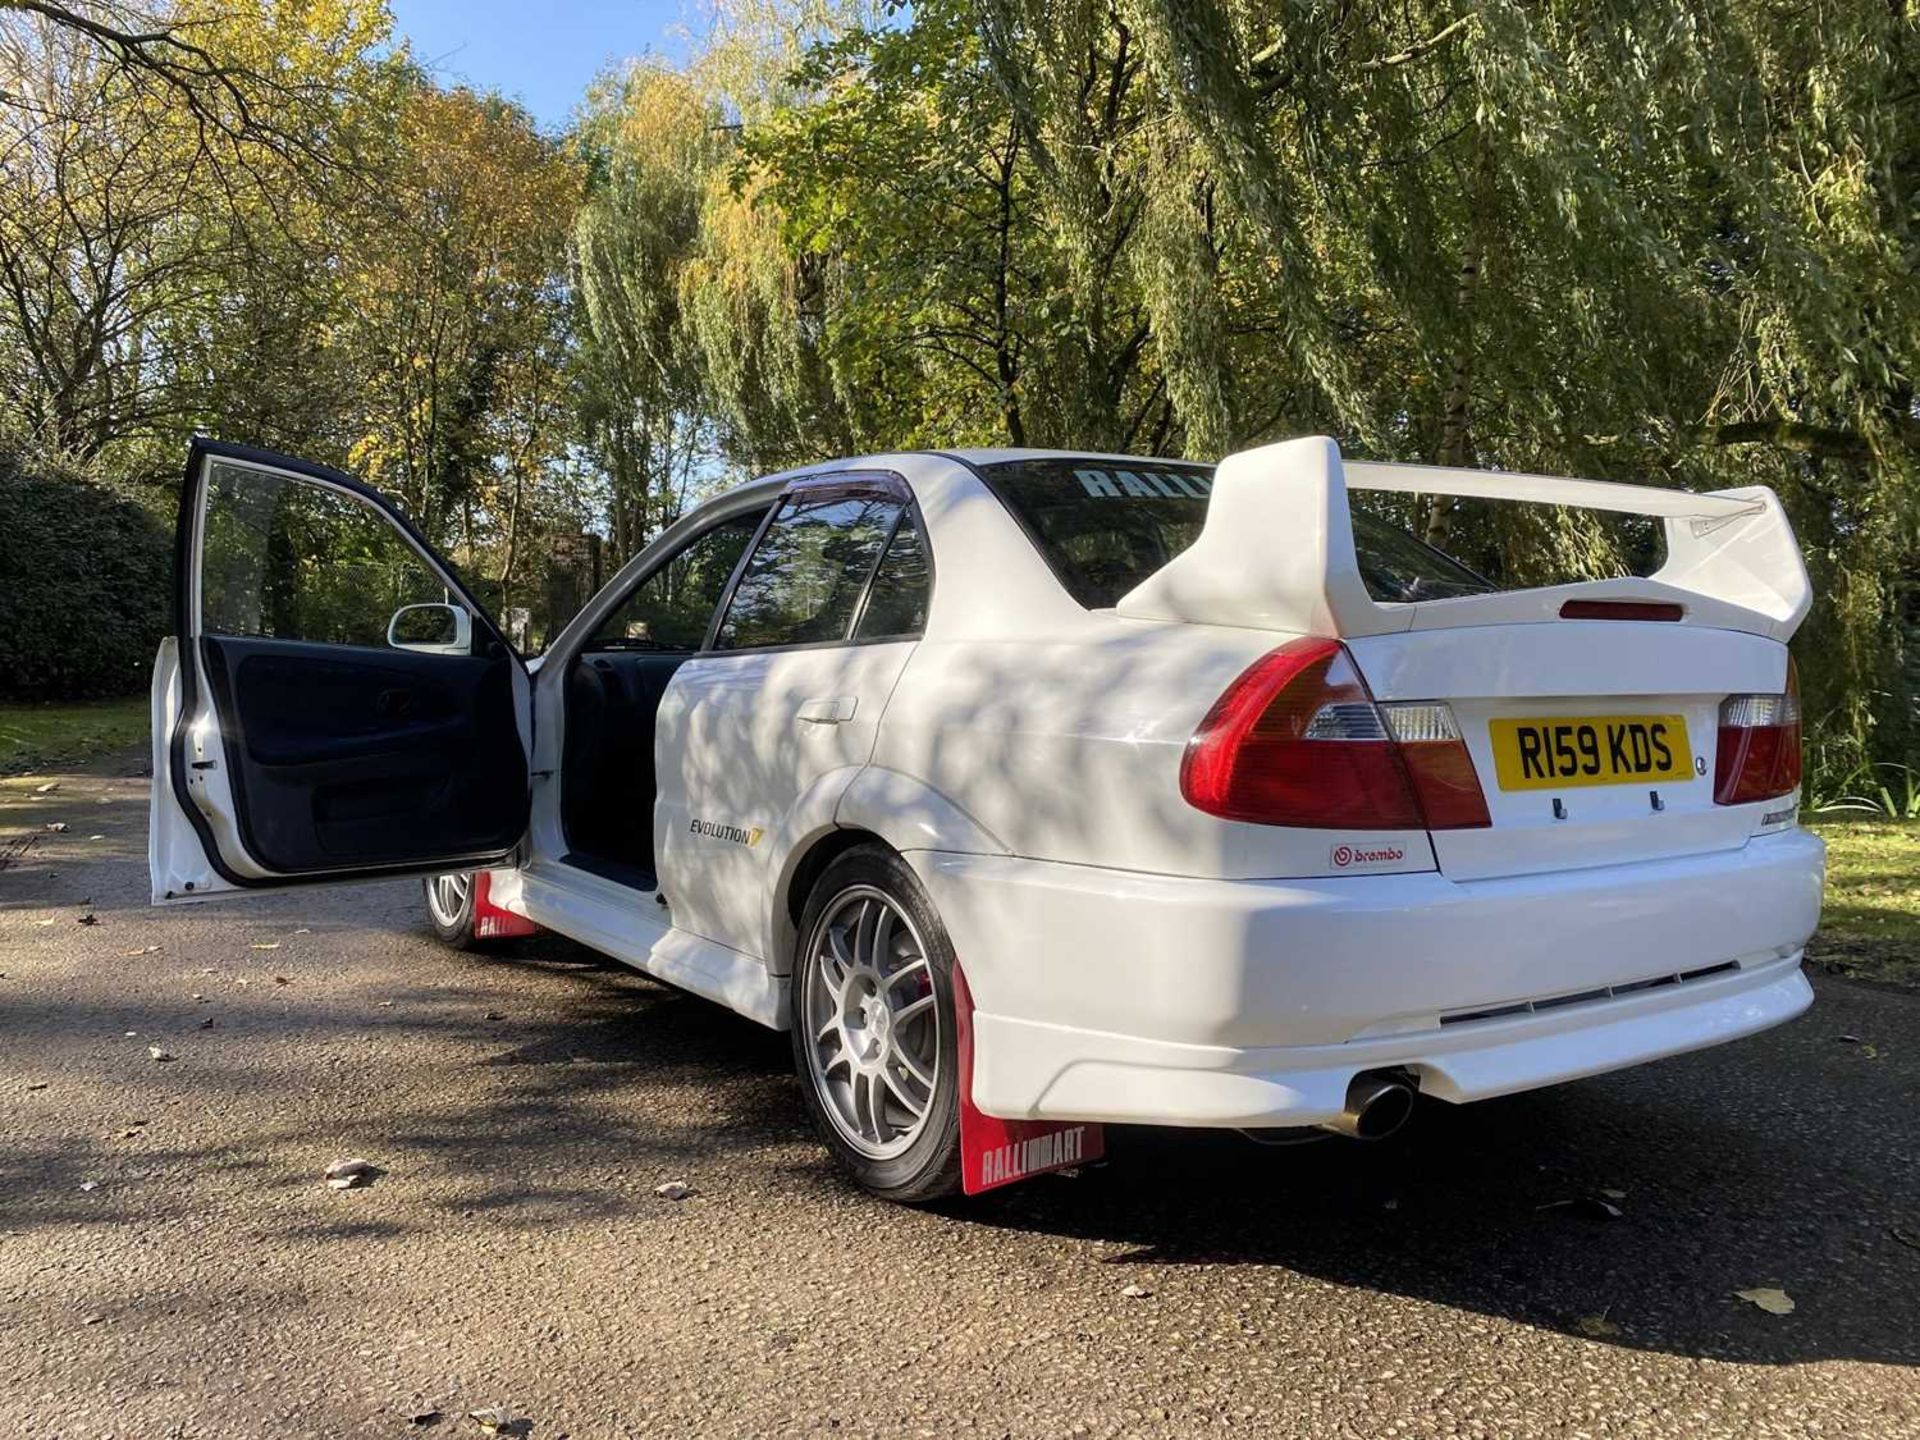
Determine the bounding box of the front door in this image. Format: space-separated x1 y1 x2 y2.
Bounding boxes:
655 474 933 962
151 439 531 902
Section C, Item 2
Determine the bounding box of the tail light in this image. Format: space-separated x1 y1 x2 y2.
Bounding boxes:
1181 638 1491 829
1713 660 1802 805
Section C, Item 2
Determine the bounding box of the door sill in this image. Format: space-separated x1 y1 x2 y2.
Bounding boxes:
556 851 657 892
515 863 787 1031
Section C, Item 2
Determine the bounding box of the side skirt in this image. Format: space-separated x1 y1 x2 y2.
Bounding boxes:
512 864 788 1029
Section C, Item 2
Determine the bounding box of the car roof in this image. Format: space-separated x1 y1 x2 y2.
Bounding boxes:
938 447 1207 469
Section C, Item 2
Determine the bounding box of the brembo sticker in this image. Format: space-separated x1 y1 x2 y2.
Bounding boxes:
1331 843 1405 870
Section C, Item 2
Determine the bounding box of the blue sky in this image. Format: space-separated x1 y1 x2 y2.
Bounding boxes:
389 0 696 130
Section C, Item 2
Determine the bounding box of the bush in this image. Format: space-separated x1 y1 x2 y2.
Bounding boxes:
0 453 172 701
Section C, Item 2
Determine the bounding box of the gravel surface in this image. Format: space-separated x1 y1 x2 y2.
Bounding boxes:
4 763 1919 1438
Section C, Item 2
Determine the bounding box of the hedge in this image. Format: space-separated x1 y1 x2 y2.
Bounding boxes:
0 455 172 701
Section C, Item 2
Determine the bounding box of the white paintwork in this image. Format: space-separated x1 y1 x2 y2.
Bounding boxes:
1117 437 1813 641
654 640 917 964
153 435 1826 1133
917 828 1822 1125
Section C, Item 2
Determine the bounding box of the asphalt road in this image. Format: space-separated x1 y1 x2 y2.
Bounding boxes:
3 761 1918 1439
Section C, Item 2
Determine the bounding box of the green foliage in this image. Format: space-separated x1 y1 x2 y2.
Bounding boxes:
0 694 150 773
0 451 171 701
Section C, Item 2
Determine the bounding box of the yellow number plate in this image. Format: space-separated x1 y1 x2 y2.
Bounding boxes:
1489 715 1692 791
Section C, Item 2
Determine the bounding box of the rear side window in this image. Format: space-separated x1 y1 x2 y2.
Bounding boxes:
714 487 903 650
978 457 1494 609
853 510 931 640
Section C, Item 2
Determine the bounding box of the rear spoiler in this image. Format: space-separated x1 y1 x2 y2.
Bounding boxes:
1115 436 1810 642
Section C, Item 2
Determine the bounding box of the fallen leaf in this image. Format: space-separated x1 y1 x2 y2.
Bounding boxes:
198 1017 215 1029
274 975 291 985
407 1408 445 1427
87 834 104 841
483 1010 504 1021
75 913 98 926
654 1180 693 1201
1121 1283 1153 1299
148 1046 173 1062
1575 1313 1621 1338
43 821 68 833
82 1314 105 1326
122 946 161 957
1837 1034 1861 1044
325 1157 379 1190
467 1407 531 1437
1599 1187 1628 1201
78 1181 97 1192
24 1081 48 1091
1735 1287 1795 1315
1890 1226 1920 1253
34 918 55 927
294 928 311 935
249 942 280 951
34 781 58 794
1536 1196 1624 1221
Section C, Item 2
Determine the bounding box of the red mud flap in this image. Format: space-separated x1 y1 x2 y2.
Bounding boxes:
472 871 539 940
953 965 1104 1195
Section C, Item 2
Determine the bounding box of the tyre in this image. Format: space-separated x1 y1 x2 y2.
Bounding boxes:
423 872 481 950
790 845 962 1202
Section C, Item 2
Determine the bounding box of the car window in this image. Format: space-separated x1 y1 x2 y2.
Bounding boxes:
588 510 765 652
853 509 931 640
977 457 1496 609
200 462 453 649
713 488 903 650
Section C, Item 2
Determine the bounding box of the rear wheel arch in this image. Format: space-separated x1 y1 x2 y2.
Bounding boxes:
775 827 891 972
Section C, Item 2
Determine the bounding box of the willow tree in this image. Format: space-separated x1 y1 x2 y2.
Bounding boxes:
717 0 1914 767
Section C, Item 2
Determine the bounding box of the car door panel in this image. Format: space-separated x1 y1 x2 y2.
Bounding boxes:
655 642 916 960
200 636 526 872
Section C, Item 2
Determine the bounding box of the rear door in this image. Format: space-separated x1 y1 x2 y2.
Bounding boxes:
655 473 932 960
151 439 530 902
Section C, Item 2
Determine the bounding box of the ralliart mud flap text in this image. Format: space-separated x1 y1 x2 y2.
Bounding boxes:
952 965 1104 1195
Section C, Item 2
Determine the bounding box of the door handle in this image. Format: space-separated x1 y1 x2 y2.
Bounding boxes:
797 695 857 725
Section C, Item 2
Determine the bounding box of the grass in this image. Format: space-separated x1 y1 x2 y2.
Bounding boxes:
1805 817 1920 988
0 695 149 774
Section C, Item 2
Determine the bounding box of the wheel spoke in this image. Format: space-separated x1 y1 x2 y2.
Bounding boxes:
881 956 928 992
892 992 935 1026
822 928 855 996
895 1044 933 1087
871 904 895 969
880 1062 928 1117
853 1070 880 1141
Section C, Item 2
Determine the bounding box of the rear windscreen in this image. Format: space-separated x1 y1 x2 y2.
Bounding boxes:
977 457 1496 610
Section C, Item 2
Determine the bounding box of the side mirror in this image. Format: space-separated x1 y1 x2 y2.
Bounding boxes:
387 602 472 656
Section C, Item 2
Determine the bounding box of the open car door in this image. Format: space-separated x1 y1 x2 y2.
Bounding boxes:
151 439 532 903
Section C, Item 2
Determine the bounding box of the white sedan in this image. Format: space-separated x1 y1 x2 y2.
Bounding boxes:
150 436 1824 1201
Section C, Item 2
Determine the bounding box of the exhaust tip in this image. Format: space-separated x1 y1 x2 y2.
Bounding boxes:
1319 1071 1418 1141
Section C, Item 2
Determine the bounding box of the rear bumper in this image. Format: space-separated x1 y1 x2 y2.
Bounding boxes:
911 829 1823 1127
